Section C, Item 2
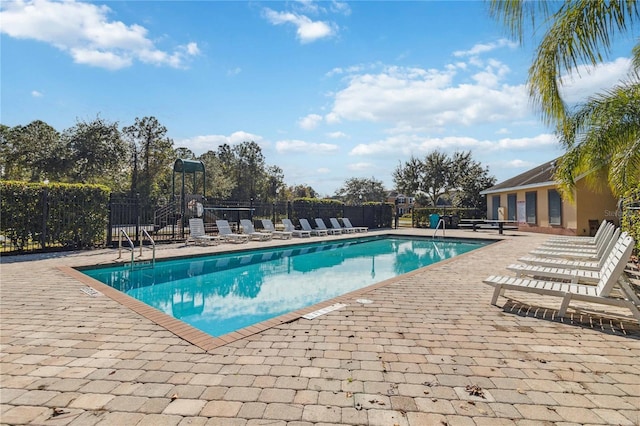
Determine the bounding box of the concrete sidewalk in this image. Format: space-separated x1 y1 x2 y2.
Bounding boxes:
1 229 639 425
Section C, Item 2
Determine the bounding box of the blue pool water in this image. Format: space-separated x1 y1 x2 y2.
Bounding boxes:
82 236 488 337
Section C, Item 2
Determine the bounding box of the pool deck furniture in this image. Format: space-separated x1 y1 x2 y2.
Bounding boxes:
188 218 221 246
544 220 607 246
300 218 329 236
282 218 312 238
312 218 340 235
261 219 293 239
484 233 640 324
459 219 518 234
240 219 273 241
507 232 628 284
529 228 619 260
215 220 251 243
342 217 368 232
329 218 356 234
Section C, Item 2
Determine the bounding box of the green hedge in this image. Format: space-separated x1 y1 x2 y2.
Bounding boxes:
291 198 344 221
1 181 110 252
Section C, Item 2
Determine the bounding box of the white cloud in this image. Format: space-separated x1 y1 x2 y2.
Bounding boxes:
298 113 323 130
263 8 335 43
275 139 339 154
453 38 518 57
326 131 346 138
0 0 199 70
496 128 510 135
331 1 351 15
317 167 331 174
505 159 536 168
325 64 529 129
349 133 557 157
177 131 264 155
227 67 242 76
560 57 632 104
31 90 43 97
347 162 373 171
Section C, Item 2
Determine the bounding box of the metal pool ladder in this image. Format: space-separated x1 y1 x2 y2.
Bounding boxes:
118 229 156 269
432 218 446 239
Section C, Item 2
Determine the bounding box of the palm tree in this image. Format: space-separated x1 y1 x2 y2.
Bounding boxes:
489 0 640 198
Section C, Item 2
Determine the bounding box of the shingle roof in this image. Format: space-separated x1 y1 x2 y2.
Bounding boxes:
481 158 558 194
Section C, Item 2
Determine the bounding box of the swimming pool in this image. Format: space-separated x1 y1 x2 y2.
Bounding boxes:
81 236 488 337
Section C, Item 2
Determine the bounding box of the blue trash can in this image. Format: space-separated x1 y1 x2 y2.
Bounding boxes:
429 214 440 229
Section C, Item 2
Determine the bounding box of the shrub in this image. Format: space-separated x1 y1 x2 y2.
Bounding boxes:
1 181 110 252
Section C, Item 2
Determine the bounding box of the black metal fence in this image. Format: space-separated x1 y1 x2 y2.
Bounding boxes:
1 192 393 255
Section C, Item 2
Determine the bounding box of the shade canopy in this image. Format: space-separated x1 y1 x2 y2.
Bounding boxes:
173 159 205 173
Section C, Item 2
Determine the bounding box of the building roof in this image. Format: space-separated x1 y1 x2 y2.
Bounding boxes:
480 158 558 195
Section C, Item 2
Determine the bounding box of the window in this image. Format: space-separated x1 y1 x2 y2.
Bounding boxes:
507 194 517 222
548 189 562 225
525 192 537 224
492 195 500 220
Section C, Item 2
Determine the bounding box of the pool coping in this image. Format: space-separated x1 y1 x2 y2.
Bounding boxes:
60 233 506 352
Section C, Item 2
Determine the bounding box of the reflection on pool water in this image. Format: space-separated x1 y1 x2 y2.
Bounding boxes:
81 236 488 337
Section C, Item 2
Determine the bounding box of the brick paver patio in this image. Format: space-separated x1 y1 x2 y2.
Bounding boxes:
1 229 639 425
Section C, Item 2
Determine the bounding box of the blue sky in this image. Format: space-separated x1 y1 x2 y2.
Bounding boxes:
1 1 635 196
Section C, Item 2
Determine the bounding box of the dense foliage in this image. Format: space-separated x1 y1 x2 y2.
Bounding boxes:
489 0 640 198
0 181 110 251
393 150 496 211
622 185 640 254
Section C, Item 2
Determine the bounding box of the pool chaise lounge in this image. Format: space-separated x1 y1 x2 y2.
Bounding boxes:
507 232 629 284
300 218 330 236
312 218 340 235
527 228 620 260
240 219 273 241
329 218 356 234
215 220 251 243
188 218 221 246
342 217 368 233
282 219 312 238
484 232 640 324
261 219 293 239
544 220 607 245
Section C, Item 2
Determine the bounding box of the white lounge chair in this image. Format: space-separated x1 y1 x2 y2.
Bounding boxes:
215 220 250 244
188 218 220 246
300 218 330 236
544 221 607 245
240 219 272 241
282 219 311 238
528 228 619 260
483 233 640 324
342 217 368 233
261 219 292 239
329 218 356 234
539 222 614 249
312 218 340 235
507 232 630 284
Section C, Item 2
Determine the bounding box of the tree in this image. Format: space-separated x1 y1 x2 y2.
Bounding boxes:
334 177 387 204
287 184 318 199
197 150 234 199
394 150 495 209
489 0 640 197
122 117 175 200
3 120 69 182
64 116 128 190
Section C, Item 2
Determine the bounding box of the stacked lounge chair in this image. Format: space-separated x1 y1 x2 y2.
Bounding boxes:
261 219 293 239
215 220 250 244
282 219 311 238
240 220 273 241
483 226 640 324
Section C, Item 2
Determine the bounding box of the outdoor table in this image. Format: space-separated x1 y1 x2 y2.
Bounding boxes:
459 219 485 231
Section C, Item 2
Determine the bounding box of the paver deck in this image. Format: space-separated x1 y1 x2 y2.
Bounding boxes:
1 229 639 425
